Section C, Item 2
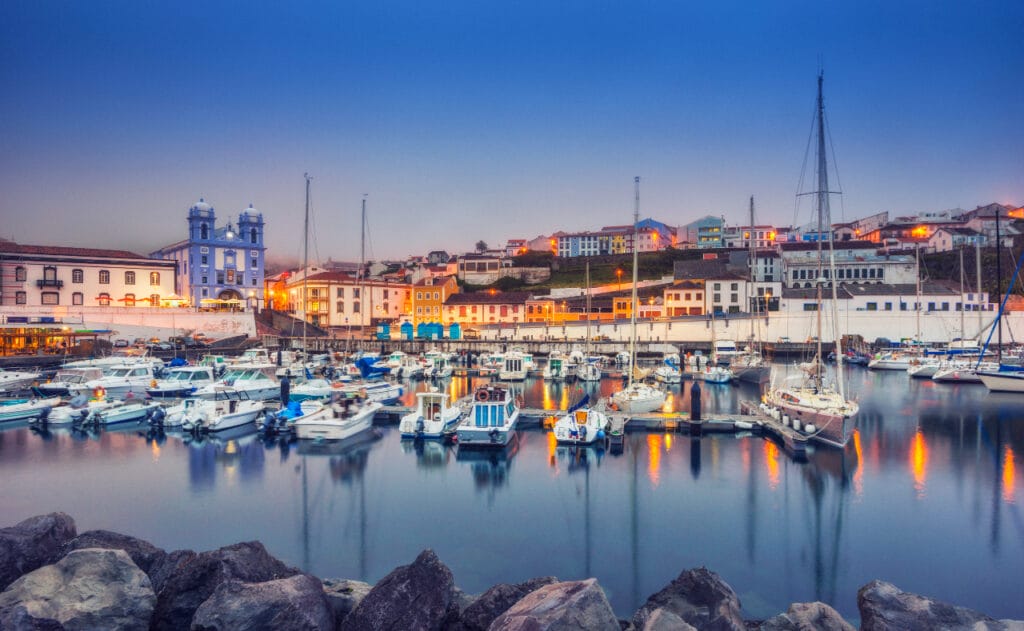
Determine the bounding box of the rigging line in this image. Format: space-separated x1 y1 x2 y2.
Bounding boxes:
307 178 321 267
793 105 818 228
823 109 846 224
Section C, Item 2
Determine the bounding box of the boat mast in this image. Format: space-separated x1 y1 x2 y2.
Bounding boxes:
628 176 640 389
361 194 367 336
585 261 592 356
976 240 982 340
817 73 845 396
748 196 757 349
959 245 965 343
915 243 921 343
303 173 311 352
995 208 1002 361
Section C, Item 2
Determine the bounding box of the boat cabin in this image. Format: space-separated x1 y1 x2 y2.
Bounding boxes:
470 385 516 428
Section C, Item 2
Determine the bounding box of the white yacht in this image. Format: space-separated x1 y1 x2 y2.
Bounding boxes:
456 384 520 447
399 389 465 439
932 360 999 384
293 398 381 441
543 353 570 382
424 354 454 379
700 365 735 384
552 398 608 445
0 368 42 393
711 339 743 365
192 365 280 401
180 398 265 434
146 366 217 399
868 351 915 371
907 357 942 379
70 364 158 399
498 351 529 381
36 367 103 397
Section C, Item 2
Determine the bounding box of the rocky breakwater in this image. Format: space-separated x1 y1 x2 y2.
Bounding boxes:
1 513 1022 630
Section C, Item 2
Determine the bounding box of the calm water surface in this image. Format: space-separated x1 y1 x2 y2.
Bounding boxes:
1 367 1021 622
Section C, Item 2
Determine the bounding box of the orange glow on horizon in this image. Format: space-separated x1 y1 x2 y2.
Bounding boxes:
910 429 928 499
1004 446 1016 504
764 441 780 490
647 434 662 487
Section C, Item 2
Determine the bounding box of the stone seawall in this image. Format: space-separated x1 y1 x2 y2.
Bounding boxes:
2 513 1022 630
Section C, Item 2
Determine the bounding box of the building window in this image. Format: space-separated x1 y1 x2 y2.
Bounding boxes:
353 301 360 313
41 292 59 305
124 293 136 307
201 223 209 239
201 255 208 265
353 288 360 299
730 283 738 291
416 307 422 315
98 292 111 306
125 271 136 285
250 228 258 244
72 292 83 305
150 272 160 285
15 291 27 304
713 283 721 290
730 293 738 303
201 288 208 297
15 266 26 281
43 266 57 282
433 292 439 300
417 292 423 300
72 269 83 283
200 246 209 254
884 302 892 311
927 302 935 312
337 287 345 298
337 301 345 313
99 270 110 284
866 302 877 311
803 303 818 311
217 272 224 284
713 293 721 303
201 276 208 284
941 302 949 311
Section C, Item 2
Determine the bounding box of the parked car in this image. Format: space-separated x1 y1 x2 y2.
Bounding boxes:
113 339 129 348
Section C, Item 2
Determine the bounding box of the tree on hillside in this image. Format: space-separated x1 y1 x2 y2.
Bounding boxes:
475 240 488 252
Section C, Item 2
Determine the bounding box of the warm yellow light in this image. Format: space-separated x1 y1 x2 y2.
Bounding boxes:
910 429 928 499
1004 446 1016 504
765 441 780 490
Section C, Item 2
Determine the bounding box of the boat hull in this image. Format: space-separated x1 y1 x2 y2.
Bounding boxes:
978 371 1024 393
294 402 379 441
764 395 854 448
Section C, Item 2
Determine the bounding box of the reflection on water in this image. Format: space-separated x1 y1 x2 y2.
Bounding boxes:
0 369 1022 621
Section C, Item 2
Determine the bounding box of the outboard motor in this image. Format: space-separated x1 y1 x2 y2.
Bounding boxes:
35 405 52 425
149 405 166 429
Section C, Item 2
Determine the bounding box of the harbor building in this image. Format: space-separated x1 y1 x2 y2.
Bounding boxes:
151 198 266 310
283 271 411 330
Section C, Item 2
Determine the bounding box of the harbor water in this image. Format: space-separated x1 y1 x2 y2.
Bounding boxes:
0 366 1021 622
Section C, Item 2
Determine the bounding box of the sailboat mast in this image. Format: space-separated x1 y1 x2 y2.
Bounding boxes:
303 173 311 349
995 209 1002 359
628 176 640 389
585 261 591 355
959 246 965 343
748 196 756 341
915 243 921 342
817 73 846 396
360 195 367 333
814 73 828 384
976 241 982 340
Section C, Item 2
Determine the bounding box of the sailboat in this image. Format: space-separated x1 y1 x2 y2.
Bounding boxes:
931 245 999 382
732 196 772 384
762 73 858 448
611 177 667 414
976 210 1024 393
702 308 734 384
577 261 602 382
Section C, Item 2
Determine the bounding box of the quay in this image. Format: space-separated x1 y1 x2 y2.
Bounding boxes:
375 402 813 458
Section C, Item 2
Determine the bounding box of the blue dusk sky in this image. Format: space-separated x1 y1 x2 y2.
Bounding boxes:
1 1 1022 263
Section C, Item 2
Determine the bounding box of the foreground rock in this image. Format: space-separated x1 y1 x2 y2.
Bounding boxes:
341 549 456 631
60 529 196 595
322 579 372 625
632 567 745 631
0 547 155 631
191 573 332 631
759 602 854 631
858 580 1024 631
490 578 619 631
152 541 300 631
456 576 557 631
0 513 77 591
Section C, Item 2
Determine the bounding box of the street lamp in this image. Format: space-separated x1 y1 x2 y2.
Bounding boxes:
616 268 623 291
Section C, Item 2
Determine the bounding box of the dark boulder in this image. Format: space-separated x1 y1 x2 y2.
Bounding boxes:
0 604 65 630
61 529 165 575
456 576 557 631
0 513 77 591
758 601 854 631
489 578 620 630
148 549 198 595
637 608 696 630
341 549 456 631
190 573 333 631
0 547 155 631
631 566 745 631
322 579 372 628
151 541 299 631
858 580 1024 631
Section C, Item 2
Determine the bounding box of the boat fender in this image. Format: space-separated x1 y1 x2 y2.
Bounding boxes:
596 429 605 440
782 415 789 426
792 419 801 431
804 424 816 434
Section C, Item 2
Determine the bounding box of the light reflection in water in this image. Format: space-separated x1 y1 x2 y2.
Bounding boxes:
764 441 780 490
661 391 675 414
547 431 558 469
910 429 928 499
151 441 161 462
1004 446 1016 505
852 430 864 498
647 434 662 487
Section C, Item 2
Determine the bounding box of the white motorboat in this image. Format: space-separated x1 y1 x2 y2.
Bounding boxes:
653 353 682 384
146 366 217 398
181 397 265 433
700 365 734 384
0 396 61 423
70 364 158 399
576 360 602 382
907 357 942 379
396 355 425 379
424 354 454 379
933 361 999 384
543 354 570 382
336 381 403 404
293 398 381 441
712 339 743 365
35 368 103 397
289 378 336 401
88 399 161 426
552 397 608 445
498 351 529 381
62 350 162 371
399 389 465 439
456 384 520 447
192 365 280 401
0 368 42 393
45 394 112 425
868 351 915 371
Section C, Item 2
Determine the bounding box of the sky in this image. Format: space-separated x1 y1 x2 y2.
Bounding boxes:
1 1 1022 264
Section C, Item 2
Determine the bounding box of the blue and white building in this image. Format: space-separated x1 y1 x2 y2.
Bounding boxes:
151 198 266 309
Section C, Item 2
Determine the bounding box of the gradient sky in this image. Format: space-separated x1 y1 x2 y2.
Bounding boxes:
2 1 1022 263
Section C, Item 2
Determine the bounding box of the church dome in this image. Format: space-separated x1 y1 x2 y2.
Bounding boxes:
191 198 212 212
239 203 259 218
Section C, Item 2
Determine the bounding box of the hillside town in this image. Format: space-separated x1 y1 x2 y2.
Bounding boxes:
1 199 1023 355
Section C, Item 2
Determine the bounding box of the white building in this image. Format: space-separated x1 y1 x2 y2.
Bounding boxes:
284 271 411 328
779 242 916 289
0 240 176 309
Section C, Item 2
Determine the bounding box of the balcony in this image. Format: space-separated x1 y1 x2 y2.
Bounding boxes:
36 279 64 288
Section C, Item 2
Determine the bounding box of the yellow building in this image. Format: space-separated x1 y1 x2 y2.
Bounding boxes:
411 276 458 325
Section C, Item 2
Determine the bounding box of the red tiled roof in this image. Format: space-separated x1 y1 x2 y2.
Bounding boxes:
0 242 151 259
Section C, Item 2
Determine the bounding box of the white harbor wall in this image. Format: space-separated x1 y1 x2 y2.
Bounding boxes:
0 306 256 342
476 311 1024 347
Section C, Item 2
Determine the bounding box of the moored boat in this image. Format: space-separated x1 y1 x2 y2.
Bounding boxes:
456 383 520 448
293 397 381 441
399 389 465 439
